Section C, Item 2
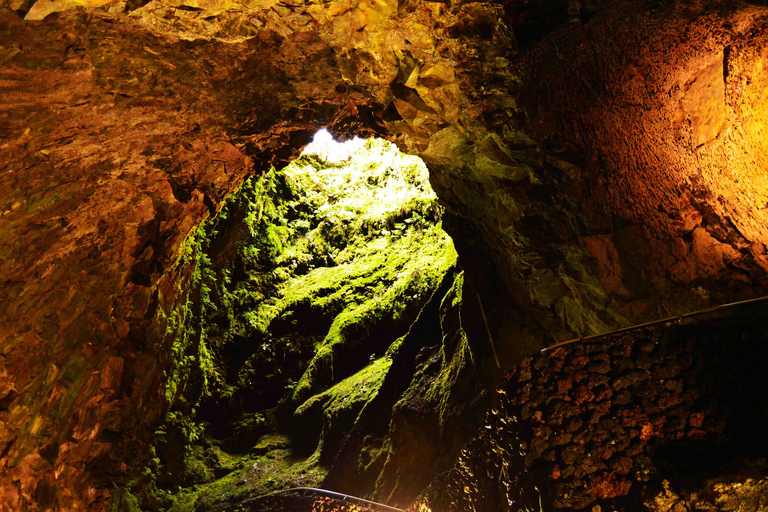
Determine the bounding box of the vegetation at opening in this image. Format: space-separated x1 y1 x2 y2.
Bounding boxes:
124 133 460 511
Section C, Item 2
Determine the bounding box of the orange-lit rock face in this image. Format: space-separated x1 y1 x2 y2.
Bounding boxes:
3 0 768 510
0 4 493 509
0 9 375 510
514 2 768 331
725 30 768 248
680 52 727 148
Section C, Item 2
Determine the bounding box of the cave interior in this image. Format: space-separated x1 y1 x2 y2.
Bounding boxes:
2 0 768 511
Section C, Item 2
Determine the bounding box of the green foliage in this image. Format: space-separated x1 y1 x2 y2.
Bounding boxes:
163 411 207 445
149 135 458 509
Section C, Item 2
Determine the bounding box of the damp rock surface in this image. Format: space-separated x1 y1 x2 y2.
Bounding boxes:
411 306 768 512
3 0 768 510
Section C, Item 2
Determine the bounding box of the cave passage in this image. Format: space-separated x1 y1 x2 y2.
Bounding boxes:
7 1 768 510
145 129 460 510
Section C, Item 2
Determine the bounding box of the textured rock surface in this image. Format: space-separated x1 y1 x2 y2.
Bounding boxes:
0 8 365 509
141 138 460 511
410 305 768 512
3 0 768 509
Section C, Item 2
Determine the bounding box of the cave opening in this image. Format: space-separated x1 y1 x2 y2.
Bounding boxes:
6 2 768 511
150 129 461 509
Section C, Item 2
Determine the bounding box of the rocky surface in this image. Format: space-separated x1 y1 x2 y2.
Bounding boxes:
3 0 768 510
138 136 461 511
0 6 378 509
410 304 768 512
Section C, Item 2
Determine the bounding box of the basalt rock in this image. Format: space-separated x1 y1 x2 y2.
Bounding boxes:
3 0 768 510
410 305 768 512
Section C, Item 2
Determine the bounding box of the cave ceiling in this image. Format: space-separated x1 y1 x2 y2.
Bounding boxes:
1 0 768 509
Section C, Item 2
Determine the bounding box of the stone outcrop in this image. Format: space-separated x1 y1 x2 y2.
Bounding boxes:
2 0 768 509
412 304 768 511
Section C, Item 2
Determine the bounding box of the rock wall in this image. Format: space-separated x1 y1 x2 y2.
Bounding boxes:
413 304 768 511
0 9 367 509
512 0 768 327
3 0 768 509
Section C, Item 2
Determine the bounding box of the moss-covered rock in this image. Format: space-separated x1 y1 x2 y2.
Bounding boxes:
295 357 391 463
137 134 460 509
372 270 492 506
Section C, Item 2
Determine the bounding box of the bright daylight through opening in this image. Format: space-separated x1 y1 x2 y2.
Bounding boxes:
148 129 460 509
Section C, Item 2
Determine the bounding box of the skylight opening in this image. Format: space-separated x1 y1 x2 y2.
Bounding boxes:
284 128 438 229
303 128 367 164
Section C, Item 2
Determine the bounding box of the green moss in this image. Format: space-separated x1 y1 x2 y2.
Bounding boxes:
166 488 198 512
295 357 391 418
293 357 392 461
174 436 327 512
146 135 459 508
290 227 456 403
358 435 389 476
423 272 476 430
249 433 290 456
425 332 474 429
445 271 464 309
110 488 142 512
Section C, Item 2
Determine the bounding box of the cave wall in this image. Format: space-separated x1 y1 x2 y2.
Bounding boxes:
514 0 768 321
0 8 375 509
2 0 768 509
412 305 768 512
435 0 768 363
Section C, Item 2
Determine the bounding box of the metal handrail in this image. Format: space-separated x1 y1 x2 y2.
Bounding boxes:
247 487 404 512
541 294 768 353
